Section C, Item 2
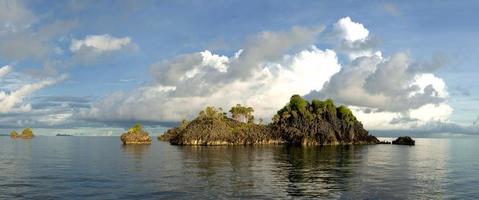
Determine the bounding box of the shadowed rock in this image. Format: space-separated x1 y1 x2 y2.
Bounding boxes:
392 136 415 145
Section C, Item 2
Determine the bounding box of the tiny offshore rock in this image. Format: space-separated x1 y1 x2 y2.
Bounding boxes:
120 123 152 145
392 136 415 145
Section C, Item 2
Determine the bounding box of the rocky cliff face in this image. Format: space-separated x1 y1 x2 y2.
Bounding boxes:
161 95 379 146
270 95 379 145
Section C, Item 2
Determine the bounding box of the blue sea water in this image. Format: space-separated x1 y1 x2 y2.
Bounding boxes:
0 136 478 199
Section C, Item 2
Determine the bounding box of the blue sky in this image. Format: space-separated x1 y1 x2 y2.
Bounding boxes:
1 0 478 136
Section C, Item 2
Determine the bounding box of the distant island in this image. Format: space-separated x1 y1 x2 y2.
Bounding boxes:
56 133 73 136
159 95 380 146
121 123 152 145
10 128 35 139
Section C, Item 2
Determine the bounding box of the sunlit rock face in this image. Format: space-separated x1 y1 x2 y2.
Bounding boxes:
120 124 152 145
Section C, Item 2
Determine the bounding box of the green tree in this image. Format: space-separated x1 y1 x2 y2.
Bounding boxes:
199 106 224 119
129 123 144 133
229 104 255 123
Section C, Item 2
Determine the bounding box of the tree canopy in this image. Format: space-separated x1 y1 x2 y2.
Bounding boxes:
129 123 144 133
229 104 255 123
274 94 356 125
198 106 226 119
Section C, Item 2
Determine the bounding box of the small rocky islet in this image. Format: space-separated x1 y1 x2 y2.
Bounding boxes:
392 136 415 145
159 95 384 146
120 123 152 145
10 128 35 139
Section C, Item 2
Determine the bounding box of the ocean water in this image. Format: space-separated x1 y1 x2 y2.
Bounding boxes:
0 136 478 199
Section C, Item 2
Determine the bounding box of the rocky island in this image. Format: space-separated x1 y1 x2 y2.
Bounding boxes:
161 105 281 145
10 128 35 139
392 136 415 145
10 130 18 138
120 123 152 145
160 95 380 146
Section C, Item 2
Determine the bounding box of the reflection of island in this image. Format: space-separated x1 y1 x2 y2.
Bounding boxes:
121 144 150 160
177 145 362 198
272 145 360 198
178 145 264 197
160 95 379 145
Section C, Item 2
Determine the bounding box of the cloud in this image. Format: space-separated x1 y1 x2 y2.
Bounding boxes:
0 1 77 61
0 95 97 129
302 17 453 130
0 67 68 113
333 17 369 42
0 65 12 78
85 26 339 122
85 17 455 133
333 17 380 60
69 34 137 64
0 0 35 33
70 34 133 53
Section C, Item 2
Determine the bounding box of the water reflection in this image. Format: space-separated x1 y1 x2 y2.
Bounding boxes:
177 145 366 198
0 137 474 199
121 144 150 161
272 145 361 198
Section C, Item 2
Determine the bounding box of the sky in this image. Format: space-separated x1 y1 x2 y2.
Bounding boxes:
1 0 479 136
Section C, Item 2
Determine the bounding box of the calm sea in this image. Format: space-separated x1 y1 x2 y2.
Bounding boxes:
0 136 478 199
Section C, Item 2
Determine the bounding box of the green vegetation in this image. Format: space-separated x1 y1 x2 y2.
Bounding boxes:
129 123 144 133
198 106 226 119
337 105 356 126
229 104 255 123
274 95 352 124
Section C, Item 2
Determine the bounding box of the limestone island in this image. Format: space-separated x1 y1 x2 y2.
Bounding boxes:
121 123 152 145
159 95 380 146
10 128 35 139
392 136 415 145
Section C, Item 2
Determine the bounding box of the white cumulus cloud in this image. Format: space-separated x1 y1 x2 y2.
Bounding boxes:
70 34 132 53
334 17 369 42
85 17 454 131
0 72 67 113
85 42 341 121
